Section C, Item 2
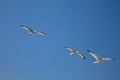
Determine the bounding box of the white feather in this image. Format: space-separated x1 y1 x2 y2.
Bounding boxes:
87 50 113 64
65 47 86 59
20 25 47 36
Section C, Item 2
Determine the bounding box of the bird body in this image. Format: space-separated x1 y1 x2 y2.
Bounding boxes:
65 47 86 59
87 50 113 64
20 25 47 36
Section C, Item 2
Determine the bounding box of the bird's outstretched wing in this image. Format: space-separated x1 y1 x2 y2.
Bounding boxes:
64 47 76 53
35 31 47 36
87 50 101 61
102 58 112 60
20 25 34 33
76 51 86 59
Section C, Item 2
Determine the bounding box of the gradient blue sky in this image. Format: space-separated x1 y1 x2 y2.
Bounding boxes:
0 0 120 80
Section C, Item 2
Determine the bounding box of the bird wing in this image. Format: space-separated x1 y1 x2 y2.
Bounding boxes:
20 25 34 32
102 58 112 61
76 51 86 59
87 50 101 61
64 47 76 53
35 31 47 36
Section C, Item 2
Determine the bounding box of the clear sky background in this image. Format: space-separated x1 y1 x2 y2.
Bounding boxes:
0 0 120 80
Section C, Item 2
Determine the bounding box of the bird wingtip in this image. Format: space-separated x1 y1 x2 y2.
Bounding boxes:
87 50 91 52
83 56 86 59
20 25 25 27
64 47 68 48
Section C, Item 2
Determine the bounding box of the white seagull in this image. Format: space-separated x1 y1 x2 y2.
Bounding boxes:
20 25 47 36
65 47 86 59
87 50 114 64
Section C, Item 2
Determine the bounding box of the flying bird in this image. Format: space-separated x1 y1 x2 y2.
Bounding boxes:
20 25 47 36
64 47 86 59
87 50 114 64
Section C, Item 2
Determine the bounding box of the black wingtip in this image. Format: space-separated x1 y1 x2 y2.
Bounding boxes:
64 47 68 48
83 56 86 59
87 50 91 52
20 25 24 27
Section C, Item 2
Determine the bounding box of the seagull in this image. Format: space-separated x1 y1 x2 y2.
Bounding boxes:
87 50 114 64
20 25 47 36
64 47 86 59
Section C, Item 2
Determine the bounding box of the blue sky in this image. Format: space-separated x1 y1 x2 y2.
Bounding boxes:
0 0 120 80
